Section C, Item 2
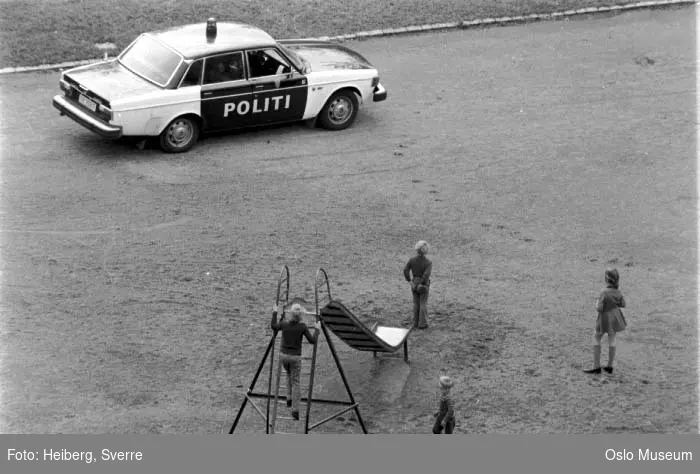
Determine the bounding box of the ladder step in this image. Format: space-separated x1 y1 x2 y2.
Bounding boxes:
277 416 300 421
268 394 308 401
274 398 308 404
276 376 313 384
276 376 313 385
275 389 312 395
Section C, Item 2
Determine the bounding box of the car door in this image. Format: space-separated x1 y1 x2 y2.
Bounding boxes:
199 52 253 131
244 48 308 126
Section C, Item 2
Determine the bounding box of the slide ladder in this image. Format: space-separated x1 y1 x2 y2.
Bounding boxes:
268 340 318 434
229 266 367 434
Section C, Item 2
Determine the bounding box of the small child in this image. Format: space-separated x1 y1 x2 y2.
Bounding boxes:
584 268 627 375
432 375 456 434
271 303 320 420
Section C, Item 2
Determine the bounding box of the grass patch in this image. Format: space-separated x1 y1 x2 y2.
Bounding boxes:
0 0 667 68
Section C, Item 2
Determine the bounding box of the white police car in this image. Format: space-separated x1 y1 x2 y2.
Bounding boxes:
52 19 387 153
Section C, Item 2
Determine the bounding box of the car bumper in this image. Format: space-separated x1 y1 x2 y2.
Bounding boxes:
52 95 123 139
373 82 387 102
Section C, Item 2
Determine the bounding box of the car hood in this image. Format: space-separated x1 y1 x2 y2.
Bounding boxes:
280 40 375 72
64 60 161 104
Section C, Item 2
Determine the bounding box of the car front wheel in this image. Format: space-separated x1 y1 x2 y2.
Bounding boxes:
159 116 200 153
318 90 359 131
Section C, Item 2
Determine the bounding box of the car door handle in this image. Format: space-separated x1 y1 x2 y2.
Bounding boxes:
254 85 266 90
203 91 214 96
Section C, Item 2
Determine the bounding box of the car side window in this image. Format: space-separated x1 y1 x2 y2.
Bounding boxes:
180 60 203 87
203 52 245 85
247 49 291 79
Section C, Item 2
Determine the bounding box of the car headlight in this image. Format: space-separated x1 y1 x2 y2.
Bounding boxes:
371 76 379 88
59 79 71 94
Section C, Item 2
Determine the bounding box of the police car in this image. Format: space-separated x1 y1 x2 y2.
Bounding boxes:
52 19 387 153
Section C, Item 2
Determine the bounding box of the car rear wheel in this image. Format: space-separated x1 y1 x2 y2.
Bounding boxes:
318 90 359 131
159 116 199 153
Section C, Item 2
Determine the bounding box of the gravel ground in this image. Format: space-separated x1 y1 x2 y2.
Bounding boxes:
0 6 696 434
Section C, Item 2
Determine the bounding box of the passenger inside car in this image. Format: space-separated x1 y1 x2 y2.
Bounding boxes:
226 55 244 80
204 54 244 84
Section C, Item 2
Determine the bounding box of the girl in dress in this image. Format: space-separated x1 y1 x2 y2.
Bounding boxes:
584 268 627 374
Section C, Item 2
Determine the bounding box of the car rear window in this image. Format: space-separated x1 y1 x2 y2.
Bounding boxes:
119 35 183 87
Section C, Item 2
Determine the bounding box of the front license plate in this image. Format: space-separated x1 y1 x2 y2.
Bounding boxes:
78 94 97 112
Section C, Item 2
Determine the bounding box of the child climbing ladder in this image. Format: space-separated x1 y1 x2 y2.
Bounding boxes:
269 303 320 432
228 266 369 434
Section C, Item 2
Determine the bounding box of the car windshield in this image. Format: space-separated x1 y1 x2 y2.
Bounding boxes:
118 35 183 87
277 43 307 72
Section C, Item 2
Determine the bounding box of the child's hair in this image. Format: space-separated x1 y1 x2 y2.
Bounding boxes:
288 303 304 324
605 268 620 289
415 240 429 255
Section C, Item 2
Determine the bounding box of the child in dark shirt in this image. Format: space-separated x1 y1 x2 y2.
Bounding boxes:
403 240 432 329
271 303 320 420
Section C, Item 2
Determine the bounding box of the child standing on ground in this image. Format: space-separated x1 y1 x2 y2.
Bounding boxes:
404 240 432 329
271 303 320 420
432 375 456 434
584 268 627 374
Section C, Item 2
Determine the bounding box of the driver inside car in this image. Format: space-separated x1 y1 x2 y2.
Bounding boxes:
250 51 285 77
